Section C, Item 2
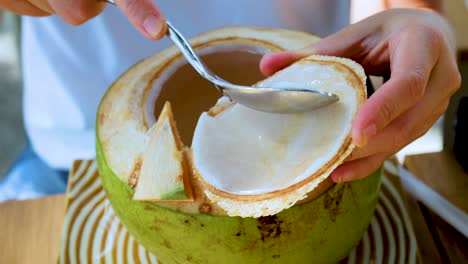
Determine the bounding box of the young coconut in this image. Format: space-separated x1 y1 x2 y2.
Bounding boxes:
97 27 381 264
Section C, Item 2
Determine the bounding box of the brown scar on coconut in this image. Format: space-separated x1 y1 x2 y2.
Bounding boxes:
128 158 141 188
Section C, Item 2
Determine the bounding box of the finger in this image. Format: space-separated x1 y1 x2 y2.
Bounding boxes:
297 20 376 58
350 76 451 160
48 0 105 25
347 99 447 161
331 152 388 183
260 51 300 76
0 0 50 16
351 27 440 147
28 0 54 13
349 31 460 160
260 16 377 76
115 0 166 40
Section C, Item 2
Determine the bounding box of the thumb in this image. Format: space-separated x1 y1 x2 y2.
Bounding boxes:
115 0 166 40
260 19 375 76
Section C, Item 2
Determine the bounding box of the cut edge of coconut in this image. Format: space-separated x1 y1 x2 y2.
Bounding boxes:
194 55 367 217
133 102 194 201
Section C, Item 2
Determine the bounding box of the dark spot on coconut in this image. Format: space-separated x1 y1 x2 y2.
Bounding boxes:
235 232 241 237
163 239 172 249
200 224 205 227
186 255 193 261
257 215 283 242
272 254 280 259
199 203 212 213
323 184 346 222
128 159 142 188
237 220 247 238
346 182 360 209
144 205 157 211
184 220 189 224
149 225 160 231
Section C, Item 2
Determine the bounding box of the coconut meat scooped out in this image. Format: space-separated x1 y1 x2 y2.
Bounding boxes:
194 58 363 195
192 55 366 217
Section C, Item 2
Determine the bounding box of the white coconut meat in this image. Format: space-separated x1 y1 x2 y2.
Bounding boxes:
133 102 193 201
192 55 366 217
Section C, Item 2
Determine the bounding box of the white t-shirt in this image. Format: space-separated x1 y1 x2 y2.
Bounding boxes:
21 0 350 170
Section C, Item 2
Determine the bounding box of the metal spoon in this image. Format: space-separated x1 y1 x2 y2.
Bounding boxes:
105 1 340 113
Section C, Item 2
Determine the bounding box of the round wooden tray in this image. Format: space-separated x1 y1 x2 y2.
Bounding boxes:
58 160 418 264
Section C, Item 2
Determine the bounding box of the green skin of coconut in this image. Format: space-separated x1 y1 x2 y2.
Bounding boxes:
97 138 381 264
160 188 187 200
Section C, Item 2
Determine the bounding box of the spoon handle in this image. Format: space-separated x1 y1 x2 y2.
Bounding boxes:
104 0 224 90
165 23 221 84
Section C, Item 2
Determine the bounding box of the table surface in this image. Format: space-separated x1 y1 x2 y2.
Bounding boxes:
446 0 468 52
0 194 66 264
404 151 468 263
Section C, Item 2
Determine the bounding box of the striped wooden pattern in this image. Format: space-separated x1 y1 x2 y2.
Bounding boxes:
59 160 418 264
58 161 159 264
340 175 418 264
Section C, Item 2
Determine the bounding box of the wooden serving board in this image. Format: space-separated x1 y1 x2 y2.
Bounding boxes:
56 159 419 264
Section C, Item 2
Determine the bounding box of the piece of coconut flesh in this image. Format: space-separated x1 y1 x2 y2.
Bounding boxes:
192 55 366 217
133 102 193 201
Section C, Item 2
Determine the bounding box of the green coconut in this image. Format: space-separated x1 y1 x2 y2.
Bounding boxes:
96 27 382 264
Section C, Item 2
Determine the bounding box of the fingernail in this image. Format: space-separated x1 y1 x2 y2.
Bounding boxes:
357 123 377 147
143 15 163 39
331 172 346 183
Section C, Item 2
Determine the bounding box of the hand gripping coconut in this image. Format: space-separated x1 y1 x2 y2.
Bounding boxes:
96 27 382 264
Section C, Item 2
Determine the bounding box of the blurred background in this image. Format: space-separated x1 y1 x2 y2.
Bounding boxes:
0 1 467 182
0 13 22 179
